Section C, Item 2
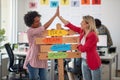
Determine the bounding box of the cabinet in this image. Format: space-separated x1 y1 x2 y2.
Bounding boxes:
102 61 116 80
101 54 117 80
0 57 9 79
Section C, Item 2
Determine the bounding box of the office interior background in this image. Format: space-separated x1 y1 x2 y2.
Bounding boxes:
0 0 120 80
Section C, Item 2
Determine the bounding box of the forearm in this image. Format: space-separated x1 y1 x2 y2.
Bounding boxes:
44 14 56 29
58 16 69 25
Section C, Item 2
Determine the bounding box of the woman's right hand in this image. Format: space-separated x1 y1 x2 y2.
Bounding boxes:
57 6 69 25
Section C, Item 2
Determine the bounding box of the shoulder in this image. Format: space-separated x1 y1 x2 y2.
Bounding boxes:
101 25 108 30
39 26 45 31
87 32 97 38
28 26 45 32
88 31 96 36
86 32 98 41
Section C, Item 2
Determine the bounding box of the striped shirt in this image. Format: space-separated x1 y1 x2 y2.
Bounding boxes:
23 26 48 69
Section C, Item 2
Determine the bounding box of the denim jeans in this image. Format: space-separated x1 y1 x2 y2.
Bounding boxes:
81 58 101 80
27 63 48 80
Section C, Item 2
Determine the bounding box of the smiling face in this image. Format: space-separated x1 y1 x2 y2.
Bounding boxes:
31 16 41 28
81 15 98 34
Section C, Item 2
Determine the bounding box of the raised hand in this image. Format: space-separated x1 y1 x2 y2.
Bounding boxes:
56 6 59 17
43 6 59 29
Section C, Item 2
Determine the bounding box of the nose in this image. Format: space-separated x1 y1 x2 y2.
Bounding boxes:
80 22 83 26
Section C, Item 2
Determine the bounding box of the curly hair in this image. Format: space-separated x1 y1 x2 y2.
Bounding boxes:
24 11 41 27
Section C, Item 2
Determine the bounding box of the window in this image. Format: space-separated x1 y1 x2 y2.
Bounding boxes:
0 0 18 44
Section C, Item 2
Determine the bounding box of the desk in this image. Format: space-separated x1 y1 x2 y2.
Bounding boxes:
0 50 54 80
100 53 118 80
13 51 27 56
0 49 27 56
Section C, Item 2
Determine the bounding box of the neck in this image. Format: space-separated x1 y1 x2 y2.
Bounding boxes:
84 29 89 37
85 29 90 34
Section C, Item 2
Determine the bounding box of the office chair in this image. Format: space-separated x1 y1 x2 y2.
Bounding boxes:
4 43 27 79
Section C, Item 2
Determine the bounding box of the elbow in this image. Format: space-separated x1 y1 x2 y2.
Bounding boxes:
77 44 84 52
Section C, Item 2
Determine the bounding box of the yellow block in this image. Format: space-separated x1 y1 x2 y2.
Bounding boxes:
40 0 49 5
48 30 68 36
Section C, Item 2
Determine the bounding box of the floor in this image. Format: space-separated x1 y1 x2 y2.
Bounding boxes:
2 71 79 80
113 71 120 80
1 70 120 80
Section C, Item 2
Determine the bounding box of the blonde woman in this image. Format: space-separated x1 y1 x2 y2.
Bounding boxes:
57 7 101 80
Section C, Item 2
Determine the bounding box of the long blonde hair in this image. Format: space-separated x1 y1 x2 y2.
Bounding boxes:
83 15 98 35
83 15 99 42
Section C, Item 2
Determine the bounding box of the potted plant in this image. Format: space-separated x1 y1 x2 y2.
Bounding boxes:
0 28 5 49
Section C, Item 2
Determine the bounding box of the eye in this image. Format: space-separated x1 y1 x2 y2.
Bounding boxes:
85 21 88 24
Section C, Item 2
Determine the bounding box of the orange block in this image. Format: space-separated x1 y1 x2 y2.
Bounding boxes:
42 37 62 44
81 0 90 5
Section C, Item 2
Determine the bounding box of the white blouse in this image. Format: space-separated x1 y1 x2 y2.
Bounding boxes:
80 36 87 59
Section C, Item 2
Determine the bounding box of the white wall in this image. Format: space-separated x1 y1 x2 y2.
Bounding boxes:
101 0 120 69
17 0 27 32
17 0 120 69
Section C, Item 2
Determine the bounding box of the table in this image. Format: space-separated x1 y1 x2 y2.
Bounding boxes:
100 53 118 80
